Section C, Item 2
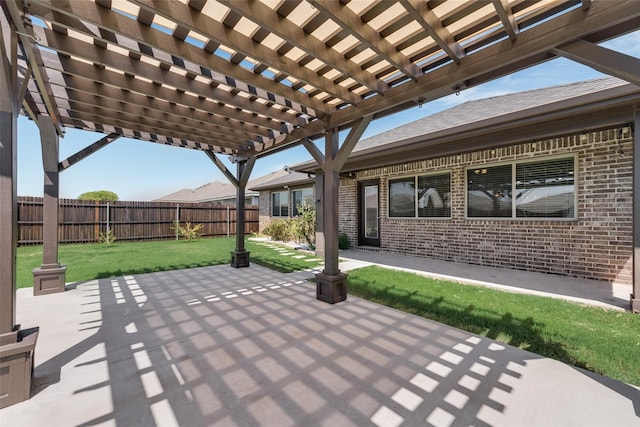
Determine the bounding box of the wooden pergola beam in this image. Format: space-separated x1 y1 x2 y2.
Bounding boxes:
130 0 359 105
205 151 238 188
40 50 298 132
2 0 61 134
58 133 120 172
255 0 640 157
29 0 330 117
400 0 465 63
492 0 519 41
54 85 258 146
35 26 305 128
218 0 387 95
312 0 421 81
553 39 640 86
59 108 231 153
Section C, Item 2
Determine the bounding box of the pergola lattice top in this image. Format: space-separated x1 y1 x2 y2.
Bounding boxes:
3 0 639 158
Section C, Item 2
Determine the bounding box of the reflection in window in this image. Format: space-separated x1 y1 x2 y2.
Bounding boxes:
271 191 289 217
467 165 512 218
466 157 576 219
516 158 575 218
389 173 451 218
418 173 451 218
292 188 314 216
389 178 415 217
364 185 378 238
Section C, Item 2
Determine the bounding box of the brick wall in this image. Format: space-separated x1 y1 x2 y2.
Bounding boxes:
257 184 316 231
339 126 633 285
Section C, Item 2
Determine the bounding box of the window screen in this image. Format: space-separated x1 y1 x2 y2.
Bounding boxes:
515 158 575 218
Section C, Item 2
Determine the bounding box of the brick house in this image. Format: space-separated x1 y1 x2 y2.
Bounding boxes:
253 77 638 286
250 171 315 231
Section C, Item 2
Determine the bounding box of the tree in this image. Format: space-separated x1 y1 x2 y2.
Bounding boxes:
78 190 119 201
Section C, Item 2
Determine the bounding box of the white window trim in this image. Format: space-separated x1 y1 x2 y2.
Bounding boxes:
464 154 578 221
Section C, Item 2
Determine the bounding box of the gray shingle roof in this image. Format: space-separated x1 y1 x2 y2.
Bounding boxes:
354 77 629 152
154 170 293 202
249 171 314 191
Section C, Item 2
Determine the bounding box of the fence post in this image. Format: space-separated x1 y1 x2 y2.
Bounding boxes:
106 202 110 235
227 205 230 237
94 200 99 241
175 204 180 240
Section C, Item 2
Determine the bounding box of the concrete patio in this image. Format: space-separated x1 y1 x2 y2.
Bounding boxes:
1 263 639 426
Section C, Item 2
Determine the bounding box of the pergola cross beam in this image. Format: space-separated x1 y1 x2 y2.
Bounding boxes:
58 133 120 172
553 39 640 87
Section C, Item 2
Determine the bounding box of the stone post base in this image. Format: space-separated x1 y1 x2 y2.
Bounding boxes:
631 294 640 313
230 250 250 268
0 327 39 409
33 264 67 296
316 271 347 304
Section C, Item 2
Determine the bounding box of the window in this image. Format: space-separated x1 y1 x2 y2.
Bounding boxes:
389 177 415 217
467 156 575 219
467 165 512 218
417 173 451 218
389 172 450 218
292 188 314 216
516 157 575 218
271 191 289 217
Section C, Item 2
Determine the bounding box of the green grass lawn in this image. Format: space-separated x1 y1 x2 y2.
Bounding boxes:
16 239 639 385
16 237 320 288
347 266 640 386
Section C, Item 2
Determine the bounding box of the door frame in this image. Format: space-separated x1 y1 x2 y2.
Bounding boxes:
358 180 380 247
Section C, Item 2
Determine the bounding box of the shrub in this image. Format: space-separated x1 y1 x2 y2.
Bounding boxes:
263 219 294 242
292 204 315 248
98 230 117 245
339 232 350 250
172 221 204 240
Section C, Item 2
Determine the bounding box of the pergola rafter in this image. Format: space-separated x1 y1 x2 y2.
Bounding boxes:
3 0 636 159
29 0 329 118
130 0 359 105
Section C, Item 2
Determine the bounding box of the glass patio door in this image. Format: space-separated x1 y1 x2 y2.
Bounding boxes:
359 181 380 247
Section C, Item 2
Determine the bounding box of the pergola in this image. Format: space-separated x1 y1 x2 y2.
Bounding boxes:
2 0 640 407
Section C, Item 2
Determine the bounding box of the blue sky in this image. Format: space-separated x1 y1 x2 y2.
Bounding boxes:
17 31 640 201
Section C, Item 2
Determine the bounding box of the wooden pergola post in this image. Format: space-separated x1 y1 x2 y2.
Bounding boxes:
307 117 372 303
32 115 66 295
231 158 255 268
205 151 255 268
0 27 39 409
0 23 19 347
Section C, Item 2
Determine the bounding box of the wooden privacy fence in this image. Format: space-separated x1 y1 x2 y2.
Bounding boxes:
17 197 259 245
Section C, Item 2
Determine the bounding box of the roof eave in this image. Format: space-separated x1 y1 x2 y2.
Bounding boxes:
293 83 640 174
